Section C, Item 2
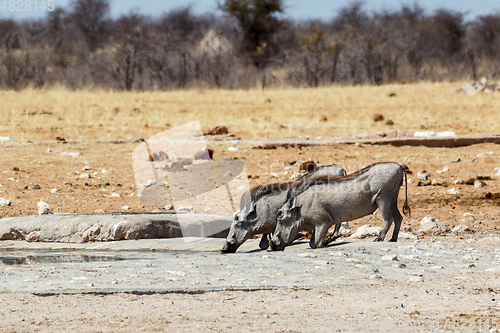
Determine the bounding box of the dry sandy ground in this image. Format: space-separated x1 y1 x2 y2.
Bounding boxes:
1 140 499 233
1 140 500 332
1 271 499 332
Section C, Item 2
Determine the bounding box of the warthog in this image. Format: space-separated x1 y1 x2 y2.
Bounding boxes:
221 164 347 253
270 162 410 251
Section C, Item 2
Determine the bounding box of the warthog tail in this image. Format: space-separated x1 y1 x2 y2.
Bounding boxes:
402 167 411 218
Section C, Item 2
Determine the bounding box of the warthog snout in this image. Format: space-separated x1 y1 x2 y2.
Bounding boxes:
269 236 286 251
221 241 238 253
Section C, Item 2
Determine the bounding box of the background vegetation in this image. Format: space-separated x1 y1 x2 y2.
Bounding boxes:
1 0 500 90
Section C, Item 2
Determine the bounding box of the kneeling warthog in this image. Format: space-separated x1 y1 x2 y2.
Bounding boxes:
270 162 410 251
221 164 347 253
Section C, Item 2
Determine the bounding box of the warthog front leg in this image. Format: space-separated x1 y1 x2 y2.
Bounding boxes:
310 224 333 249
259 234 270 250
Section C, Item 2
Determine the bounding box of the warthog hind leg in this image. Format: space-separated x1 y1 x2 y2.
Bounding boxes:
389 205 403 242
374 195 395 242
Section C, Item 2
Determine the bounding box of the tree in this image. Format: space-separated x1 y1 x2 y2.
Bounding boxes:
219 0 284 87
70 0 110 52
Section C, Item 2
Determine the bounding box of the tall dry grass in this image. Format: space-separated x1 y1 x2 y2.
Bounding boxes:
0 82 499 141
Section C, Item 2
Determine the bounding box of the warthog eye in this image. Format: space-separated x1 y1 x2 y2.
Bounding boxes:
277 210 283 218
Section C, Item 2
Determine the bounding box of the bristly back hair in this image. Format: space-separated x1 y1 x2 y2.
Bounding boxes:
285 162 390 201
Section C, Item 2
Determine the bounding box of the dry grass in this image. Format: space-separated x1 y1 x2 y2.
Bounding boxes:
0 82 499 141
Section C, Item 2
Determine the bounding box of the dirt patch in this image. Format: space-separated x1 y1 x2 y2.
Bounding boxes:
3 141 499 234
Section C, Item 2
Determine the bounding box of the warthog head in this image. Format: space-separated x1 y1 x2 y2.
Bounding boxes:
270 197 300 251
221 201 257 253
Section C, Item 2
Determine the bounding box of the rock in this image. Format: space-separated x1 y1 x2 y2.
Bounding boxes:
418 218 451 235
79 173 92 179
0 137 14 143
436 166 449 174
32 184 41 190
398 232 419 241
382 255 398 261
373 114 384 122
349 225 383 239
300 161 317 172
447 188 461 195
204 125 229 136
227 147 239 152
37 202 52 215
0 197 11 207
339 222 351 236
291 172 303 180
224 171 234 177
417 172 429 180
83 225 101 242
61 152 82 157
420 216 435 225
297 253 317 258
122 206 132 211
110 193 120 198
194 148 213 160
178 206 193 212
385 119 394 125
165 204 174 211
270 172 279 178
408 275 424 282
94 209 106 213
474 180 485 188
26 231 41 242
102 169 108 174
452 225 470 234
50 188 58 194
83 166 92 171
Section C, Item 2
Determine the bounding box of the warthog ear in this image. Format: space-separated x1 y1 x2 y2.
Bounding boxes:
241 201 256 218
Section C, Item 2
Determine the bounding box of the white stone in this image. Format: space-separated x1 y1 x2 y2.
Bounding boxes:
122 206 132 211
436 166 449 174
297 253 317 258
349 225 383 239
110 192 120 197
408 275 424 282
452 225 470 234
381 255 398 261
291 172 302 180
496 169 500 176
474 180 485 188
339 222 351 236
435 131 457 137
50 188 58 194
79 173 92 179
83 166 92 171
414 131 436 137
0 137 13 143
61 152 82 157
0 197 11 206
418 220 451 235
270 172 280 178
227 147 239 152
398 232 419 241
37 202 52 215
94 209 106 213
178 206 193 212
447 188 461 195
420 216 435 225
102 169 108 174
417 172 428 180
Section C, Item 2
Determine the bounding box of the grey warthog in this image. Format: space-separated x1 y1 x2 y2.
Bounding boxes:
270 162 410 251
221 164 347 253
